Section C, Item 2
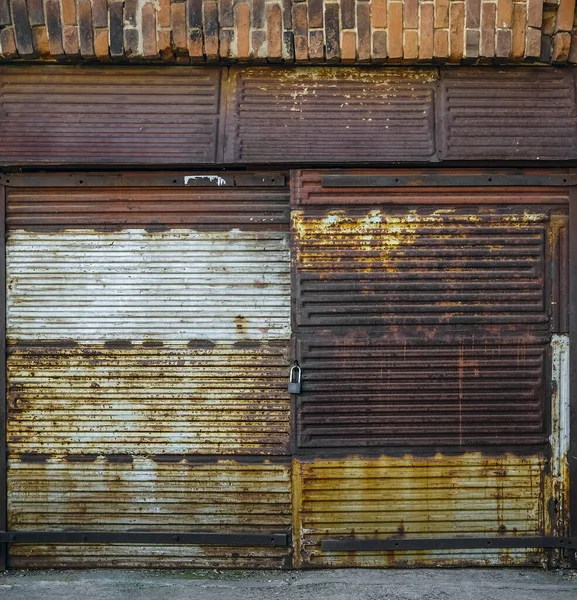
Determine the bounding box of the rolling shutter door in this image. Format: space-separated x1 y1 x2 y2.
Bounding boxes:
6 174 292 568
291 170 570 568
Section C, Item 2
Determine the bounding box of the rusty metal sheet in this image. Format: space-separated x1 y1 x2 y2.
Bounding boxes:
437 68 577 161
8 457 291 568
293 454 547 568
0 67 224 166
224 68 438 164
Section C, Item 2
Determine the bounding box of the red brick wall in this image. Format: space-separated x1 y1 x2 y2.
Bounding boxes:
0 0 576 64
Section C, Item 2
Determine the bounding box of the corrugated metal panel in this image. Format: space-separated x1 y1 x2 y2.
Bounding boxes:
0 67 223 165
5 180 292 566
296 335 548 449
438 69 577 161
224 68 438 163
8 457 291 568
293 454 546 568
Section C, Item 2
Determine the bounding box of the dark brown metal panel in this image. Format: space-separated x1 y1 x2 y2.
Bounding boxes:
0 67 224 166
224 68 438 164
6 185 290 231
438 68 577 161
295 332 548 449
0 183 6 571
569 187 577 566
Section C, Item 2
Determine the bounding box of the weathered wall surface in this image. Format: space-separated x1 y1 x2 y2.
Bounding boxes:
0 0 576 65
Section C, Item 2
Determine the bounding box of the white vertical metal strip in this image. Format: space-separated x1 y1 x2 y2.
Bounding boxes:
550 334 570 482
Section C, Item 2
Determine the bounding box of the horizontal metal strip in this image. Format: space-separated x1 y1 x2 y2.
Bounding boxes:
321 174 577 188
0 531 289 546
0 173 287 188
321 536 576 551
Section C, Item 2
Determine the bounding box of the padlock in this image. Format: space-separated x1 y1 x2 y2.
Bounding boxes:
288 361 302 394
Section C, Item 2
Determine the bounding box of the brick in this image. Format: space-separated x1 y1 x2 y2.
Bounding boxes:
293 2 308 60
449 1 465 61
404 0 418 29
0 0 11 26
325 1 340 61
267 2 283 60
172 1 188 55
219 28 233 59
527 0 543 28
187 0 202 28
235 2 250 59
283 1 292 29
11 0 35 57
480 1 496 57
568 28 577 62
404 28 418 58
123 27 139 58
341 29 356 62
434 27 449 57
511 1 526 59
27 0 45 26
188 27 203 59
309 28 325 60
372 29 388 59
62 24 79 55
525 26 542 57
552 30 571 60
109 0 124 58
372 0 388 28
251 29 266 57
141 1 158 59
465 28 480 58
219 0 234 28
420 2 435 59
157 0 171 28
497 0 513 28
123 0 137 27
282 30 294 61
308 0 323 28
45 0 65 57
157 28 175 61
341 0 355 29
466 0 481 28
0 27 19 58
436 0 449 28
94 27 110 61
92 0 108 28
496 27 512 56
203 0 219 59
556 0 576 32
32 25 50 57
542 10 555 36
77 0 95 57
388 1 403 59
357 1 371 61
540 32 551 61
252 0 265 29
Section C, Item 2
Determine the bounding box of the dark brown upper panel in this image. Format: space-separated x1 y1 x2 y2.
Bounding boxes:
224 68 438 164
438 68 577 161
0 66 224 166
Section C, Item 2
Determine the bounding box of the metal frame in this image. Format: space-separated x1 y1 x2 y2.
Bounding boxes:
0 532 289 546
321 537 577 552
569 187 577 567
321 172 577 188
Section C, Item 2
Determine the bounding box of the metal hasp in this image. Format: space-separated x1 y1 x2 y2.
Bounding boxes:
321 537 577 552
288 361 302 394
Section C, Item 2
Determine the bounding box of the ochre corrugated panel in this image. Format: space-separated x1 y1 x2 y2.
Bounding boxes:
0 67 223 165
438 69 577 160
8 344 289 455
296 335 547 449
294 455 546 568
225 68 438 163
294 206 552 328
8 457 291 568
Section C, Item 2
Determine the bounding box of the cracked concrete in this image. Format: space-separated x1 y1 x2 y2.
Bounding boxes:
1 569 577 600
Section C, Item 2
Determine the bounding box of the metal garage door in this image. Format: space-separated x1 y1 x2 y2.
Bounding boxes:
4 172 292 568
290 170 571 568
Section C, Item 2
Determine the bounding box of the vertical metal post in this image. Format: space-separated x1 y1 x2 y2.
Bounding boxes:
0 183 6 570
569 187 577 567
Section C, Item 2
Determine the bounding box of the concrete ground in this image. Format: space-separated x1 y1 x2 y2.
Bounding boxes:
1 569 577 600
